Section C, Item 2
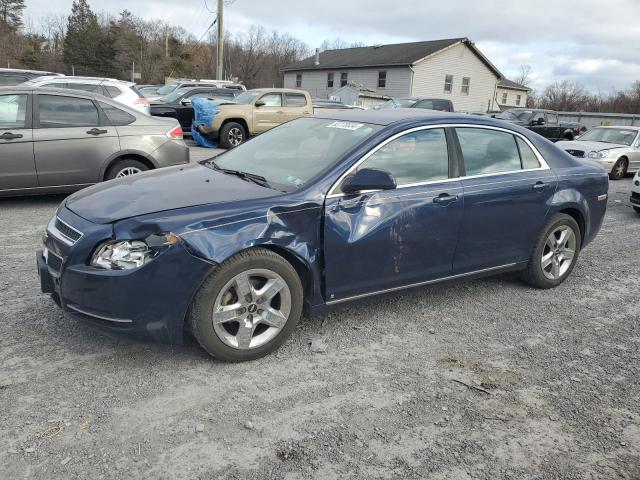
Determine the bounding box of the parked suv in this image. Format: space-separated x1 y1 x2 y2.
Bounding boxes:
0 68 62 86
20 76 150 115
378 97 454 112
149 80 246 101
0 87 189 196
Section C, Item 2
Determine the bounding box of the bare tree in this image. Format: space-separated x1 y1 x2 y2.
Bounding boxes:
512 64 532 87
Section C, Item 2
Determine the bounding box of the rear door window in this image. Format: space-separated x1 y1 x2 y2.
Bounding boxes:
0 94 28 128
456 128 521 175
285 93 307 107
65 83 102 94
104 86 122 98
38 95 99 128
98 101 136 126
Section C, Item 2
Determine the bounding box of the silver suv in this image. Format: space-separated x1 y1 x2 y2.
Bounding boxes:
20 76 151 115
0 87 189 196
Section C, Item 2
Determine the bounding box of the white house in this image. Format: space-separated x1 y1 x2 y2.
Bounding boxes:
495 79 530 110
282 38 505 112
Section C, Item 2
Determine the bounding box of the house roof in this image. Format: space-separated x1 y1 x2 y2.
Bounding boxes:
497 79 530 91
282 38 502 78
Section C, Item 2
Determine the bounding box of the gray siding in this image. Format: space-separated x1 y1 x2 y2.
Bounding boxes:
411 42 499 113
283 67 412 99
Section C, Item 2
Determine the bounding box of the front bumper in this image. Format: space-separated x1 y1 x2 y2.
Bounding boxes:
631 191 640 207
37 208 213 344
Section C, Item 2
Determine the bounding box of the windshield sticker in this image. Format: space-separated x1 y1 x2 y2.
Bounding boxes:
326 121 364 131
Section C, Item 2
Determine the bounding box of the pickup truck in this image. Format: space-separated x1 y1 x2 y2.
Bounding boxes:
495 108 586 142
195 88 346 148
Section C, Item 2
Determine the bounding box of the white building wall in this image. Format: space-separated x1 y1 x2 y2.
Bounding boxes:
283 67 412 99
495 87 528 109
411 42 499 112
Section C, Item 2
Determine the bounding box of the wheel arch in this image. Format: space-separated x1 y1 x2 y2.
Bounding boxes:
221 117 249 135
557 207 585 242
101 151 158 180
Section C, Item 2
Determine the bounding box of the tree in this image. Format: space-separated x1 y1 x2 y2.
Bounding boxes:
512 64 532 87
63 0 114 76
0 0 25 33
539 80 588 111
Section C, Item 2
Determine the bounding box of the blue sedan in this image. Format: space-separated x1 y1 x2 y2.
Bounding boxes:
37 110 609 361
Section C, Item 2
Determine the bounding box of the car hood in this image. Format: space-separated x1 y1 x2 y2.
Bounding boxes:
555 140 626 153
65 163 277 224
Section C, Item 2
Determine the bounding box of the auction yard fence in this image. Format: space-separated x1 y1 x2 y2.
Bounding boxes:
557 112 640 129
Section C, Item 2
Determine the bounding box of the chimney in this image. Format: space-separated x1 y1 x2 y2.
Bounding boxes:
314 48 320 66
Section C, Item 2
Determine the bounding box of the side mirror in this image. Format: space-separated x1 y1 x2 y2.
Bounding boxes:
341 168 396 194
533 118 545 126
255 100 266 107
181 99 192 106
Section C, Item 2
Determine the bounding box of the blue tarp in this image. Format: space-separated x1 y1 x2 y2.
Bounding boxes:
191 97 219 148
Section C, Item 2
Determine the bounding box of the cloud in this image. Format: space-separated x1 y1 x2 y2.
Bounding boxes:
23 0 640 92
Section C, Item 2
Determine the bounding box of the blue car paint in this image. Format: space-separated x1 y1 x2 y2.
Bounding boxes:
39 111 609 344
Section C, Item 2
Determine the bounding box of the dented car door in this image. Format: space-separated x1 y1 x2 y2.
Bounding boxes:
322 127 463 302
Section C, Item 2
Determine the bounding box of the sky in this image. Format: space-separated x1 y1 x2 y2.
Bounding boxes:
23 0 640 93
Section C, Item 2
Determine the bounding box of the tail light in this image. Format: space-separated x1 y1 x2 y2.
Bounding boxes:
135 97 150 106
166 125 183 139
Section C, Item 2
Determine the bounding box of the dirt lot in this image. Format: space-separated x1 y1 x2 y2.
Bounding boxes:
0 160 638 479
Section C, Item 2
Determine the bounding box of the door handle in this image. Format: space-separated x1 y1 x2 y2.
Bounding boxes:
532 181 549 192
276 110 284 114
433 193 458 205
86 128 108 135
1 132 23 140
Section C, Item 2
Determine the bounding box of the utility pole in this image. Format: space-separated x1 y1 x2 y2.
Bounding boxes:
165 34 169 58
216 0 224 80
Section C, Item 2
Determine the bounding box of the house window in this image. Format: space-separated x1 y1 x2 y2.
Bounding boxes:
340 72 348 87
327 73 334 88
295 74 302 88
444 74 453 93
501 92 508 104
378 71 386 88
461 77 470 95
516 94 521 106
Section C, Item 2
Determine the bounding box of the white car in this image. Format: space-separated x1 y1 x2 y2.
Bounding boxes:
20 76 150 115
147 79 245 101
631 169 640 215
556 126 640 180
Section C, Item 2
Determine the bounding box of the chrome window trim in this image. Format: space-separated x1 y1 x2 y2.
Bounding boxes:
326 123 551 198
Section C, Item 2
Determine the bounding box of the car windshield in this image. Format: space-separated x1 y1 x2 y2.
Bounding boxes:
497 110 534 122
156 83 179 96
577 127 637 146
159 88 191 103
232 91 261 104
379 98 415 109
206 117 382 192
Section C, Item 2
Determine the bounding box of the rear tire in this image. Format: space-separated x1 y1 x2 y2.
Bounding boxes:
188 248 303 362
521 213 581 289
219 122 246 149
105 159 149 180
609 157 628 180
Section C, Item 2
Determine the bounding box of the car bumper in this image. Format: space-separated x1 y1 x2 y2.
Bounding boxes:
152 139 190 168
37 212 214 344
631 191 640 206
196 124 219 141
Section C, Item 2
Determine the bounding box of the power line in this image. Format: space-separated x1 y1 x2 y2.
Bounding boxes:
203 0 216 14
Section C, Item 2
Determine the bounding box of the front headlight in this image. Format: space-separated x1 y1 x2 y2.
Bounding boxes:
90 234 179 270
588 150 609 159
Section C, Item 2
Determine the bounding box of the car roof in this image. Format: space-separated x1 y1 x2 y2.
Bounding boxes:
0 68 62 75
27 75 135 86
1 85 111 99
311 108 478 126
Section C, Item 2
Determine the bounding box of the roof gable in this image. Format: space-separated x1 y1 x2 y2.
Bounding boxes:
498 79 531 91
283 38 466 71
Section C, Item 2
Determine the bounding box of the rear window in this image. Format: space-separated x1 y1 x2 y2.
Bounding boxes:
105 86 123 98
38 95 99 128
98 101 136 126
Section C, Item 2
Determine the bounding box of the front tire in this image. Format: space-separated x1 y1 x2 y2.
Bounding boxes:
188 248 303 361
219 122 246 149
521 213 581 289
609 157 628 180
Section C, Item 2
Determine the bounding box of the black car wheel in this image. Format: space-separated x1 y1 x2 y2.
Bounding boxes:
609 157 628 180
521 213 581 289
219 122 246 149
188 248 303 362
105 159 149 180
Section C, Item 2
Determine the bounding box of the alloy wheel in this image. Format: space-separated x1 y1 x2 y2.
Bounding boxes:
228 127 244 146
613 159 627 178
115 167 143 178
212 268 291 349
541 226 576 280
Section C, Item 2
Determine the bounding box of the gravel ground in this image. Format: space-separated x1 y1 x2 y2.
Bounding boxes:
0 157 638 479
